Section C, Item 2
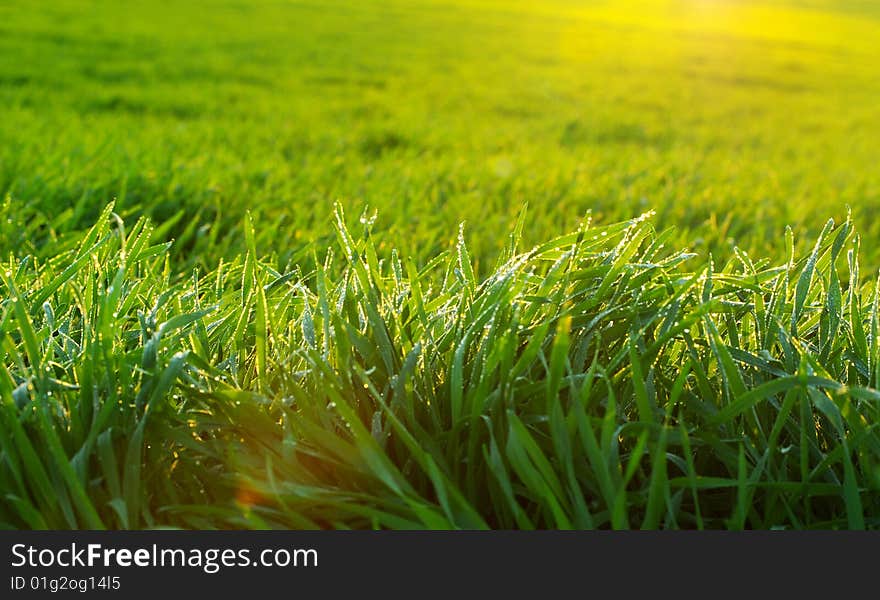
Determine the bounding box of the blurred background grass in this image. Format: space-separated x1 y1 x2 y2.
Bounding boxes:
1 0 878 270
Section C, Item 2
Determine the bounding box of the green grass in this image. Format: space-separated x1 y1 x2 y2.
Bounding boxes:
1 0 879 529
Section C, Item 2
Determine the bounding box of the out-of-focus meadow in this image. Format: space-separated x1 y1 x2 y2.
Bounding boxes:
3 0 878 268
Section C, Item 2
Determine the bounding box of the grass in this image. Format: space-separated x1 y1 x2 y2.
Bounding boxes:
3 0 879 268
1 0 879 529
2 205 879 529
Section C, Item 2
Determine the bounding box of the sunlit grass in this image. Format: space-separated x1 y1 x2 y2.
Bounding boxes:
2 205 879 529
1 0 879 529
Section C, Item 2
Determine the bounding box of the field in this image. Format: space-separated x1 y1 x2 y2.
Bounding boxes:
1 0 879 529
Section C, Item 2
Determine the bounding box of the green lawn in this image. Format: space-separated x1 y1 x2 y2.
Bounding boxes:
1 0 879 529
